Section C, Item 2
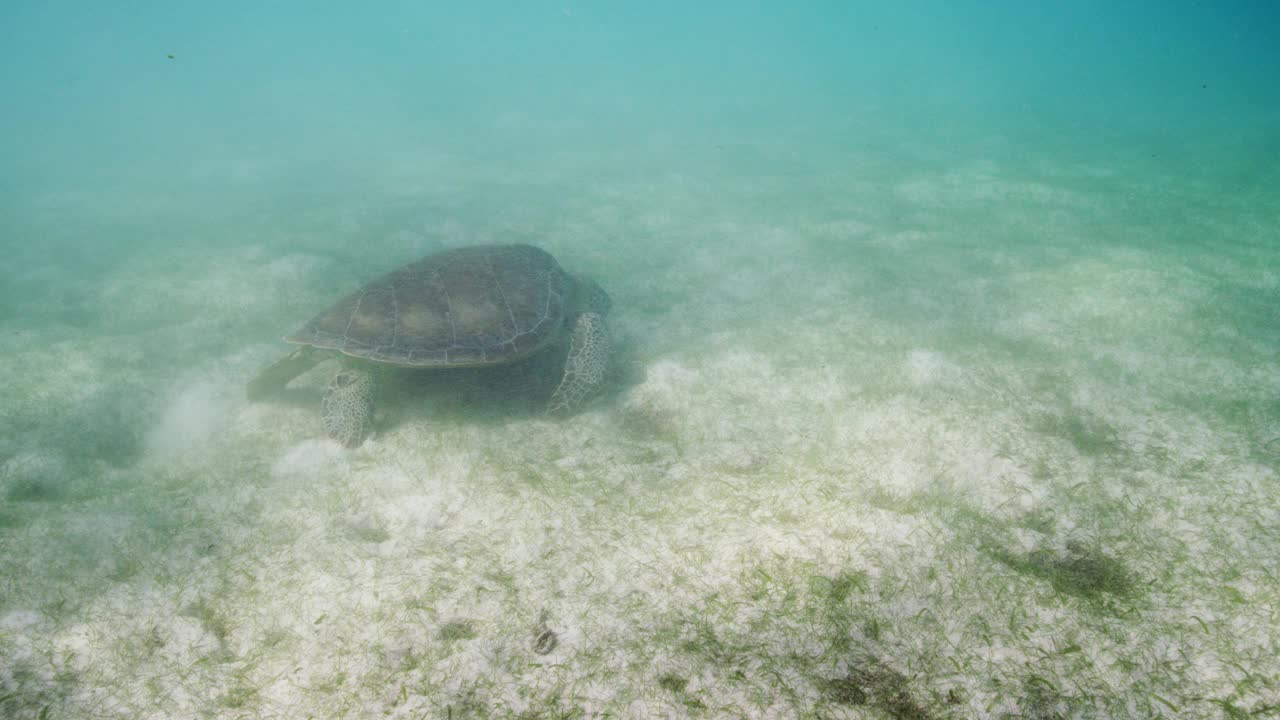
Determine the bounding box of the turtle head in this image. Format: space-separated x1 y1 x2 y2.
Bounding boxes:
571 275 612 316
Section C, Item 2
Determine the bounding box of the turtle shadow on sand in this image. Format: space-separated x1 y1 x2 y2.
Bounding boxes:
257 336 641 437
246 244 615 445
393 332 642 428
256 386 322 410
376 343 583 431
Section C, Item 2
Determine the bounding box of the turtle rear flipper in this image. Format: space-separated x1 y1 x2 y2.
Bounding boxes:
247 345 324 400
547 312 610 416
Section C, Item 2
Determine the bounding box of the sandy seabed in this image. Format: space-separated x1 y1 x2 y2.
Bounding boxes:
2 135 1278 719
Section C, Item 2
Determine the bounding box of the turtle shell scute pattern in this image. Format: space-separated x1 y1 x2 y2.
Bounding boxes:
288 244 569 367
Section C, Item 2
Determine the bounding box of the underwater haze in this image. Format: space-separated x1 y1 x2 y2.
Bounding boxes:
3 2 1279 718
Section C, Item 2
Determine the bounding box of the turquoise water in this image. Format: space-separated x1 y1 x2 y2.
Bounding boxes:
2 3 1278 718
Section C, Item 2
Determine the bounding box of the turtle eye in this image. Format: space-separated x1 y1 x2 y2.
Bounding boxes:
334 373 352 387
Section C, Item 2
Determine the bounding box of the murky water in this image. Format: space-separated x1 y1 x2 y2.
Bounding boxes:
2 3 1278 718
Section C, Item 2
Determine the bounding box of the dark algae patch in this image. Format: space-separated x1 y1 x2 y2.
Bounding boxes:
438 620 476 642
821 658 932 719
987 539 1138 612
945 495 1141 612
656 672 706 710
1032 412 1124 459
657 673 688 693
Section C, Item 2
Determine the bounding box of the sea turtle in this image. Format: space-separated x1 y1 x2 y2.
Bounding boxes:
246 244 611 445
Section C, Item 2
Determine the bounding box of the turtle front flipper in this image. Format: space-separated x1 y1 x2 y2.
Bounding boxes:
321 366 375 447
547 312 610 416
247 345 325 400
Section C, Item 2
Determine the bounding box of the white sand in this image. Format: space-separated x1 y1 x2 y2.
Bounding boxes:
2 140 1277 719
